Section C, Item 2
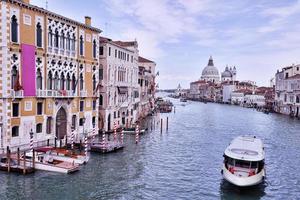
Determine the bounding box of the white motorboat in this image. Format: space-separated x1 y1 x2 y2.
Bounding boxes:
36 147 89 165
22 151 80 174
221 136 265 187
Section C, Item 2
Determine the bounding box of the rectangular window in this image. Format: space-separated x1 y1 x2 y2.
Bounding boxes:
80 101 84 112
127 54 129 61
37 102 43 115
79 118 84 126
12 103 19 117
115 49 117 58
93 100 96 110
36 123 43 133
99 68 103 80
131 56 133 63
114 112 116 119
100 46 103 55
12 126 19 137
108 47 111 56
72 115 77 129
92 117 96 128
46 117 52 134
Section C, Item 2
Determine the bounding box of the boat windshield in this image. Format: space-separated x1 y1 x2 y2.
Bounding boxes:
224 155 263 169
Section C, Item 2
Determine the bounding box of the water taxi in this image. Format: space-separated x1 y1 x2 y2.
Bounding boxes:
222 136 265 187
21 150 80 174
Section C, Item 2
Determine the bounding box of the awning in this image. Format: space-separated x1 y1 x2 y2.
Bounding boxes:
118 86 128 94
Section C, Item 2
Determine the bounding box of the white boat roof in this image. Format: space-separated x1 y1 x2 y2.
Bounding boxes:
224 136 265 161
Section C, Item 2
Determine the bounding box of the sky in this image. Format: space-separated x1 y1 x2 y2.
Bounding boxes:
31 0 300 89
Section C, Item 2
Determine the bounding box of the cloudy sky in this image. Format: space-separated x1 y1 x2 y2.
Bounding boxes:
32 0 300 89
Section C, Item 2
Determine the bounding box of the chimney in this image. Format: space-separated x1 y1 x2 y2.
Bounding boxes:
23 0 30 4
85 16 91 26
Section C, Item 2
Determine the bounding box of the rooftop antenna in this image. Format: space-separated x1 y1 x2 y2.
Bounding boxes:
45 0 48 10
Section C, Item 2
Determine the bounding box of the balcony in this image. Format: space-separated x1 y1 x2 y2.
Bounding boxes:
80 90 87 97
11 90 24 98
36 89 77 98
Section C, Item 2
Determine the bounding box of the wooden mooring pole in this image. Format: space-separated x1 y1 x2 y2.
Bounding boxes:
166 117 169 131
23 151 26 175
17 147 20 166
32 149 35 169
160 119 163 133
7 146 10 173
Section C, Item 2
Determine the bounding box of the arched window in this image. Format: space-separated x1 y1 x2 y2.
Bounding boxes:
48 71 53 90
11 66 18 89
60 31 65 49
48 27 53 47
72 74 76 91
100 94 103 106
60 73 65 90
93 39 97 58
93 74 96 91
66 33 70 50
66 73 71 90
36 68 43 90
72 33 76 51
54 72 59 90
36 23 42 47
79 73 84 91
79 35 84 56
11 15 18 43
54 29 59 48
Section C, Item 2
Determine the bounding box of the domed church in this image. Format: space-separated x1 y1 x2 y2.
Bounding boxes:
201 56 220 83
221 65 237 82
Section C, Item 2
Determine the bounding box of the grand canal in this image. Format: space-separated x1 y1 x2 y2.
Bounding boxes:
1 97 300 200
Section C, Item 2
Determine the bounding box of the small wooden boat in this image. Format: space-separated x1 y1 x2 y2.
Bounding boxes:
123 128 146 134
20 151 80 174
35 147 89 165
90 141 124 153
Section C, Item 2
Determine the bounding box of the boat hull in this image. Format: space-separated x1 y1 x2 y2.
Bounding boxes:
222 164 265 187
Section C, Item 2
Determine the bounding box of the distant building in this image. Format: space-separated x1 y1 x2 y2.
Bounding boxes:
221 66 237 82
244 95 266 108
274 64 300 116
201 56 220 83
222 84 236 103
138 56 156 119
175 84 182 97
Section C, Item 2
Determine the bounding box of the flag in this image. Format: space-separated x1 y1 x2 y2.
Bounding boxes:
14 72 23 91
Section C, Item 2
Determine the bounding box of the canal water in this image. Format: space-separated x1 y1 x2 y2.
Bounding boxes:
1 97 300 200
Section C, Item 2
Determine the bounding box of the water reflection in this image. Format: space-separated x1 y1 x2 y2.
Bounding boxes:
220 179 266 200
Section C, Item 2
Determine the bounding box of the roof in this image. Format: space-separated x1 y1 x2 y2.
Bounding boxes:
113 41 138 47
287 74 300 79
138 56 155 63
100 36 134 53
190 80 207 85
12 0 101 33
224 136 265 161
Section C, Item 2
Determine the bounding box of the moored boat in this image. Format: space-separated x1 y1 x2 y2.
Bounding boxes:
20 151 80 174
35 147 89 165
221 136 265 187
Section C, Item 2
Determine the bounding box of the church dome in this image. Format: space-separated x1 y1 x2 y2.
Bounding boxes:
221 66 232 78
201 56 220 82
